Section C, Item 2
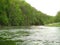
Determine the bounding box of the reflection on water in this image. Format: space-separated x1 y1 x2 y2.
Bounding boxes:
0 26 60 45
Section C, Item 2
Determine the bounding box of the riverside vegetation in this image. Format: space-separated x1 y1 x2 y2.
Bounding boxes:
0 0 55 26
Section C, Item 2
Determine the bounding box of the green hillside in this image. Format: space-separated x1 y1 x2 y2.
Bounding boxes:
0 0 54 26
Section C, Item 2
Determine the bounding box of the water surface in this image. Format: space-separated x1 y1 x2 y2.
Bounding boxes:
0 26 60 45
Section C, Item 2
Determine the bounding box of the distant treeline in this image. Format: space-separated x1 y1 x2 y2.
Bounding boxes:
55 11 60 22
0 0 54 26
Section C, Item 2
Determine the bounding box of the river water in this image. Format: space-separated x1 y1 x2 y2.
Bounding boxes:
0 26 60 45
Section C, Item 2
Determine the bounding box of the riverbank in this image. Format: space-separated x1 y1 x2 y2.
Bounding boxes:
0 24 60 30
0 25 59 30
0 26 31 30
46 22 60 27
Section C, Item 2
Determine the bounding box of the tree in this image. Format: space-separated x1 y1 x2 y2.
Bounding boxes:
55 11 60 22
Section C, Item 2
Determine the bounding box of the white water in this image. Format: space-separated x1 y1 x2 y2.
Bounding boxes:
0 26 60 45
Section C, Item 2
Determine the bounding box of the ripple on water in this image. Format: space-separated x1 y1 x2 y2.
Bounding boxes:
0 26 60 45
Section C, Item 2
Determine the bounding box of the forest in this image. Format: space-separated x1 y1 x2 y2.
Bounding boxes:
0 0 59 26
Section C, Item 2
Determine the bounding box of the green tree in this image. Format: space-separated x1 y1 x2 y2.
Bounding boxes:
55 11 60 22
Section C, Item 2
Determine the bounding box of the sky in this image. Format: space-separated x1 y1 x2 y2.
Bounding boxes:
25 0 60 16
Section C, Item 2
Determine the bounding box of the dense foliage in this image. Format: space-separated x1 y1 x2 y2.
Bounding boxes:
55 11 60 22
0 0 53 26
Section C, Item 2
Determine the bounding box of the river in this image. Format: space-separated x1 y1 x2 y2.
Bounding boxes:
0 26 60 45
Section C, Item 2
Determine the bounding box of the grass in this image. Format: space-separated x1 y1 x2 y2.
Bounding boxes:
46 22 60 27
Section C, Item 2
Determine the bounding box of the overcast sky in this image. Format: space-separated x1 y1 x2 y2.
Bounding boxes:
25 0 60 16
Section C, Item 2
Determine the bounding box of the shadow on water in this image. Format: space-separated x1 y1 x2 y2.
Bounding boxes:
0 26 32 30
0 29 31 45
0 36 16 45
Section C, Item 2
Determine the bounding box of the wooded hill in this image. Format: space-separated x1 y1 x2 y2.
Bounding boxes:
0 0 54 26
